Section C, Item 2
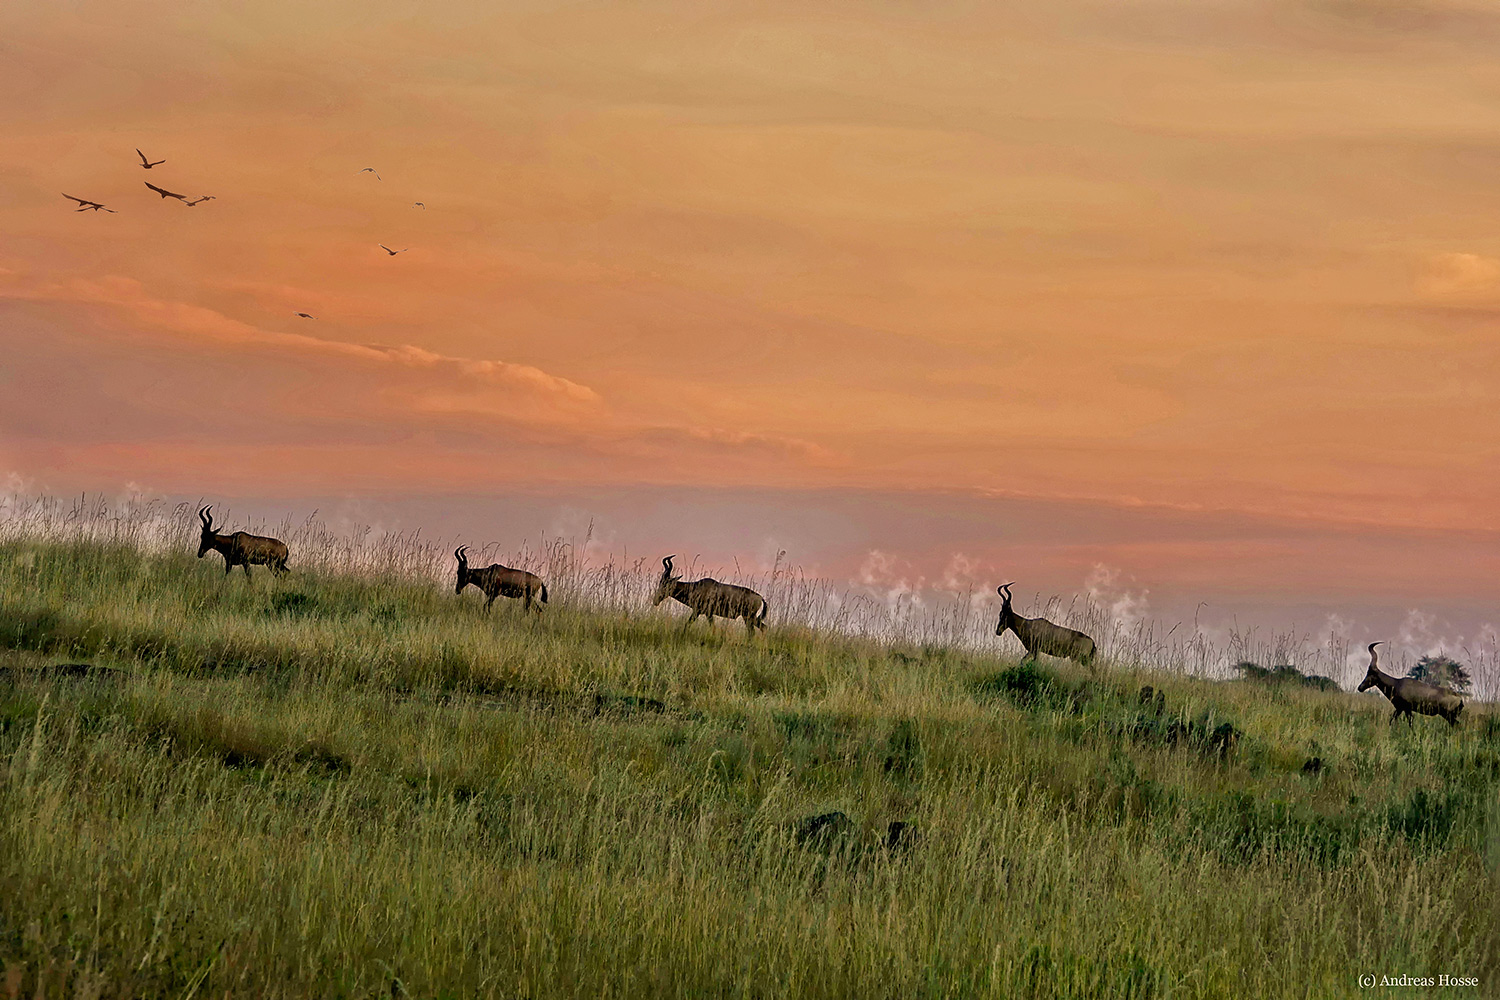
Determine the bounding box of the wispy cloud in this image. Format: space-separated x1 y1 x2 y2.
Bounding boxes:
1417 252 1500 300
0 271 601 407
855 549 926 616
627 424 840 465
1086 563 1150 631
0 268 844 484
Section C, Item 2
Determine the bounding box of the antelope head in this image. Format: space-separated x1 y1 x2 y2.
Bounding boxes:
652 555 680 606
454 546 471 594
995 582 1016 635
197 506 218 558
1356 641 1384 692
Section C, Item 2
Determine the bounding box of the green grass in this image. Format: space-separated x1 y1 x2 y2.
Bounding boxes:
0 538 1497 998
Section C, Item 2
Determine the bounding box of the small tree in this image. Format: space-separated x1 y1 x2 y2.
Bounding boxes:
1408 655 1471 695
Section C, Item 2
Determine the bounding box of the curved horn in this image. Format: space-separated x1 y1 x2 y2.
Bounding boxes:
662 555 675 575
1368 641 1384 663
455 546 468 563
997 582 1014 598
199 505 212 528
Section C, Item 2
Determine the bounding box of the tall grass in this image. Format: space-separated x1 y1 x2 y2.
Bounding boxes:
0 494 1496 997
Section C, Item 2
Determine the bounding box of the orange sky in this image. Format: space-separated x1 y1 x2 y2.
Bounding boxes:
3 0 1499 634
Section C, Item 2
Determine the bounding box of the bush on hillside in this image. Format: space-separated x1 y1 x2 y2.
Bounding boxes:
974 661 1087 713
1234 661 1340 692
1408 655 1471 695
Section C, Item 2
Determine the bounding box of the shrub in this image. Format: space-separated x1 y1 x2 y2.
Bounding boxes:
974 661 1083 713
1408 655 1472 696
1235 661 1341 692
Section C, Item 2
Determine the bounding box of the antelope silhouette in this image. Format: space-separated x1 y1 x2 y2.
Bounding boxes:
196 506 289 578
994 583 1097 667
1357 642 1464 728
652 555 768 636
454 546 547 613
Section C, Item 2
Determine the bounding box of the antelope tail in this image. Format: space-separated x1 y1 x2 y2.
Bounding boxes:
540 584 549 603
757 597 769 625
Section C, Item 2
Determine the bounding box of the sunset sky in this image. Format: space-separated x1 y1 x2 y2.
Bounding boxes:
3 0 1498 671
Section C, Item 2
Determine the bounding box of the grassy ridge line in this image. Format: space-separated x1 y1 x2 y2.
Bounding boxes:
0 538 920 703
1 538 1498 997
9 491 1442 681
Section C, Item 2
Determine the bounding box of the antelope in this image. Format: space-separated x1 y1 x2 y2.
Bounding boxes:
652 555 768 636
196 506 289 577
1357 641 1464 728
454 546 547 613
994 583 1097 667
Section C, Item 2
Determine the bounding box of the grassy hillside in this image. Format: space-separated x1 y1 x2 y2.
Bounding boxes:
1 537 1497 998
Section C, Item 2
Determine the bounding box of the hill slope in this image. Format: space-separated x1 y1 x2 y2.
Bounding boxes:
1 538 1497 998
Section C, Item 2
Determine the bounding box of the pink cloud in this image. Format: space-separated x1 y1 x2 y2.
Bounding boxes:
1 271 601 407
0 269 845 482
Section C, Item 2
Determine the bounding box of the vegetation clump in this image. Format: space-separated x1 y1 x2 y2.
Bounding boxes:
1234 661 1340 692
1408 654 1472 695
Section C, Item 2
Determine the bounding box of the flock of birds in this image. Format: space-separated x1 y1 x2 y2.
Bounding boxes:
62 150 424 319
62 148 215 213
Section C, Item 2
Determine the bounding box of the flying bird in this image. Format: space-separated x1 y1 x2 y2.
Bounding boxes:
185 195 216 206
358 167 382 180
295 312 314 319
62 193 115 213
378 244 408 255
145 181 188 202
413 202 425 208
136 149 165 169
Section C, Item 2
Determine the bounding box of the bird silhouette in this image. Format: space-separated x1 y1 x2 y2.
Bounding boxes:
378 244 408 255
358 167 382 180
186 195 216 207
62 193 115 213
295 312 314 319
136 149 165 169
145 181 188 202
413 202 425 208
